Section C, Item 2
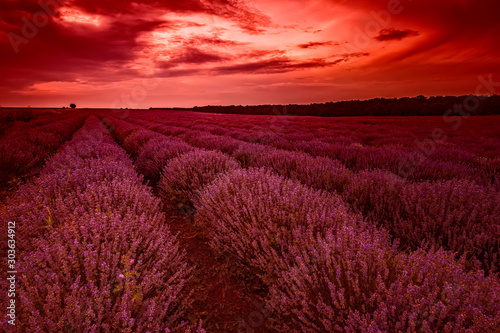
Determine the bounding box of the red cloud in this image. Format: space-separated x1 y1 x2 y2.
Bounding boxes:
0 0 499 107
160 47 227 68
374 28 419 41
211 53 365 75
297 41 338 49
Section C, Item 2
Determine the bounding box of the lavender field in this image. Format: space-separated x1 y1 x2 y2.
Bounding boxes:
1 109 499 332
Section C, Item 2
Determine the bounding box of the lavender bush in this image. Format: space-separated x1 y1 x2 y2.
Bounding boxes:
159 149 240 209
18 212 196 332
122 129 162 157
0 114 86 186
194 168 364 283
394 179 500 273
136 137 194 180
231 142 270 168
249 148 352 194
1 115 201 332
268 245 500 332
185 132 243 155
343 169 406 226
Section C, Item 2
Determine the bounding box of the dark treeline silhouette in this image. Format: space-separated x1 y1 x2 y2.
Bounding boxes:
191 95 500 117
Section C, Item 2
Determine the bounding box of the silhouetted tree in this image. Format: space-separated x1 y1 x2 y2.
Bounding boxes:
70 104 76 109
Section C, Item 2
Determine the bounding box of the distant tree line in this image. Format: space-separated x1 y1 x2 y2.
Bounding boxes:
191 95 500 117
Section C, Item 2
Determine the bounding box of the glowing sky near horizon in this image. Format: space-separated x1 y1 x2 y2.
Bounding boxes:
0 0 499 108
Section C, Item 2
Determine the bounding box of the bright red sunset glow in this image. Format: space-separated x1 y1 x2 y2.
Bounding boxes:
1 0 499 108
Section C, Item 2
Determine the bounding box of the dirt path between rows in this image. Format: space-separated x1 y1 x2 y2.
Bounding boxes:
151 185 275 333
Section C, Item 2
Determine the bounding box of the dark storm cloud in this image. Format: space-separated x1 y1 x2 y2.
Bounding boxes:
297 41 339 49
0 15 166 90
0 0 271 96
159 47 228 68
374 28 419 41
208 52 368 75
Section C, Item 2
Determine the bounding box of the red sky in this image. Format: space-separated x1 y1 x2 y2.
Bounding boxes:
0 0 499 108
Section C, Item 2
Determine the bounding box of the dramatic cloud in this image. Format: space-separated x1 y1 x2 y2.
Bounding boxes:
297 41 338 49
0 0 498 107
374 28 419 42
213 57 342 75
160 47 228 68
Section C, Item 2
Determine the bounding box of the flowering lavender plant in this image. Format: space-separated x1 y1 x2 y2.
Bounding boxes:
159 149 240 209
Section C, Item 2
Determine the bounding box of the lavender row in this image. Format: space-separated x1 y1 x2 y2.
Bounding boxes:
1 116 203 332
0 112 88 188
192 119 499 184
344 170 500 274
101 116 347 206
194 168 500 332
100 117 237 213
142 111 499 161
100 117 196 182
0 109 66 136
100 117 241 219
121 117 352 194
121 116 500 275
131 115 498 187
243 146 499 273
102 116 500 331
